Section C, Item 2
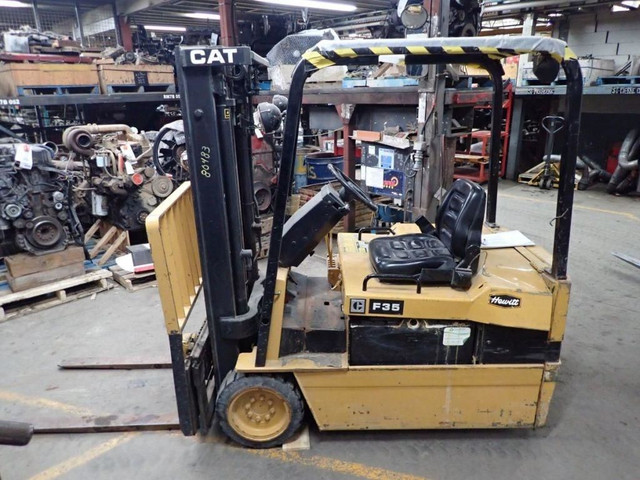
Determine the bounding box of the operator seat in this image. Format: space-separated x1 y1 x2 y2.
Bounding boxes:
368 179 486 289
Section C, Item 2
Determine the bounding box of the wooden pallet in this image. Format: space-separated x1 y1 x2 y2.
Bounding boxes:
517 161 581 189
109 265 157 292
0 269 113 322
84 219 129 267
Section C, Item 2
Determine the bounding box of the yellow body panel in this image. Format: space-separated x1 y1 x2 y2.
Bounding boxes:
266 268 288 361
295 366 543 430
339 224 559 331
231 221 569 431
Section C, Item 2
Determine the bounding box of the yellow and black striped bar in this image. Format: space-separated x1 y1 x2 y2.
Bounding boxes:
303 35 576 70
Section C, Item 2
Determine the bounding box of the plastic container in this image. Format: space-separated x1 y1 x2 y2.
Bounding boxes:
305 152 344 185
377 204 404 223
294 173 307 192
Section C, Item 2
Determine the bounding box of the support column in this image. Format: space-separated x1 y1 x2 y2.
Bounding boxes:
516 13 537 87
336 103 356 231
506 98 524 180
112 1 122 46
119 17 133 51
413 0 450 220
219 0 236 46
31 0 41 31
75 2 85 47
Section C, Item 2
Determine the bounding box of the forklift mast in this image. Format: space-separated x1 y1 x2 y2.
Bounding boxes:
158 46 267 434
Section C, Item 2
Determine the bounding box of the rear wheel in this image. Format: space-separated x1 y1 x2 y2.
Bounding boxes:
216 372 304 448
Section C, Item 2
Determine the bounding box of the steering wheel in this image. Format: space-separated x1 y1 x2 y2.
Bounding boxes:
327 163 378 212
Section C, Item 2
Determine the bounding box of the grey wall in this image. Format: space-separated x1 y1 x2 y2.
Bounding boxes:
567 8 640 73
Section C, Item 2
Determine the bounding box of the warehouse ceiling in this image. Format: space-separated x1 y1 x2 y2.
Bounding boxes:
124 0 640 33
127 0 395 28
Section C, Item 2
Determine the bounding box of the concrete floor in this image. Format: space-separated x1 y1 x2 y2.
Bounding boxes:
0 181 639 480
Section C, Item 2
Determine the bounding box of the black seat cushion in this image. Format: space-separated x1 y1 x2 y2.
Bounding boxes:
369 233 454 276
368 179 486 281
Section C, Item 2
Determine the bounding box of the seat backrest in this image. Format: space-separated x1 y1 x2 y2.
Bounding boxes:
435 179 486 260
279 183 349 267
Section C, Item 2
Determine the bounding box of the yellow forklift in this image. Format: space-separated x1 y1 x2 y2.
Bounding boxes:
147 36 582 448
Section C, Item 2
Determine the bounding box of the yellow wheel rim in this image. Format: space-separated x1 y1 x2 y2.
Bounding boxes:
227 386 291 442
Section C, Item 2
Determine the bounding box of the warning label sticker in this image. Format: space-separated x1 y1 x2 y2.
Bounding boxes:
443 327 471 346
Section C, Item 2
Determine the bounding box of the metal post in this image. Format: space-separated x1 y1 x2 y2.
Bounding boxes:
112 1 123 46
552 59 582 279
75 2 85 48
506 98 524 180
483 60 504 225
336 103 356 231
516 13 537 87
413 0 450 219
219 0 236 46
176 48 251 385
31 0 41 31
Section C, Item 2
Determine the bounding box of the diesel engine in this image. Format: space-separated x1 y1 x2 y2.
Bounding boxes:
61 124 174 232
0 143 73 256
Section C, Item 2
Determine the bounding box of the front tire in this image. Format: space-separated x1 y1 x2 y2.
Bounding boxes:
216 372 305 448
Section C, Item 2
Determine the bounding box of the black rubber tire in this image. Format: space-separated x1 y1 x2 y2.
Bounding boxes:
540 176 553 190
215 372 304 449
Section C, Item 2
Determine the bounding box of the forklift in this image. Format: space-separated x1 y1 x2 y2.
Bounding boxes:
147 36 582 448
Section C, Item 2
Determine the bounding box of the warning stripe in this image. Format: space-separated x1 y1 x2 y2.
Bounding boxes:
303 43 572 69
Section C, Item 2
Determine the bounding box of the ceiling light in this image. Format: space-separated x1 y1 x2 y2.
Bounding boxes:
255 0 357 12
611 4 630 11
144 25 187 32
0 1 30 7
183 12 221 20
548 12 563 17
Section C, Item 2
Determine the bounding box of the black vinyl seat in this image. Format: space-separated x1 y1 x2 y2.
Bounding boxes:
368 179 486 289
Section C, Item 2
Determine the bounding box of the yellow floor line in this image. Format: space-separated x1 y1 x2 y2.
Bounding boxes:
246 449 429 480
27 433 137 480
501 193 640 223
0 390 94 417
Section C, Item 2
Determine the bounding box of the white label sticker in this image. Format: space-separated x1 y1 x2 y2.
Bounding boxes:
365 166 384 188
124 160 135 175
378 148 395 169
443 326 471 346
14 144 33 170
120 143 136 161
355 240 369 252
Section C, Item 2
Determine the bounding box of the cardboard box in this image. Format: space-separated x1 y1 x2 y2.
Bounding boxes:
352 130 381 142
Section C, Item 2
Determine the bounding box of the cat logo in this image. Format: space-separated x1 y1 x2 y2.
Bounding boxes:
350 298 366 314
189 48 238 65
